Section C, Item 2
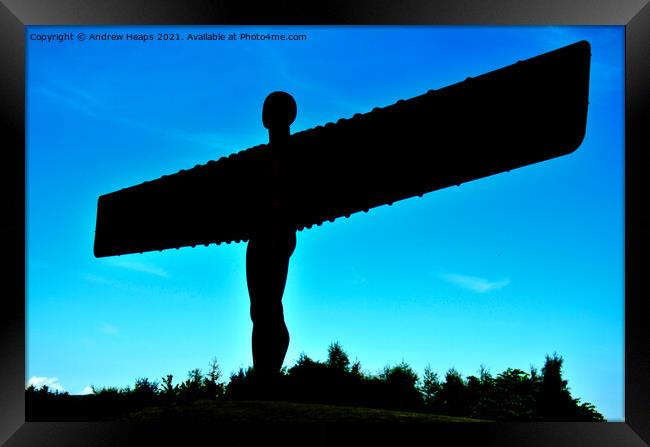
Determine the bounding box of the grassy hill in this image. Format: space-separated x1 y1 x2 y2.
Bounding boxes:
122 399 489 423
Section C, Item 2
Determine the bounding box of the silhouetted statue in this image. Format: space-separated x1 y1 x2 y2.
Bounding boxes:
93 41 591 384
246 92 297 380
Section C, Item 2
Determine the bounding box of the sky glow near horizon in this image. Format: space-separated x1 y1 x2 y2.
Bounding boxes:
26 25 623 420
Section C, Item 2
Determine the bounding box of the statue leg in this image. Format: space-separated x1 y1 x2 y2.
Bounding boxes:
246 230 296 378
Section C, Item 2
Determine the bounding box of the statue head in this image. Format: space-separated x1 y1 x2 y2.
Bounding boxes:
262 91 297 131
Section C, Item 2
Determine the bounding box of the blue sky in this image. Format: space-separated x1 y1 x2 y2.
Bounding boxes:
26 26 623 420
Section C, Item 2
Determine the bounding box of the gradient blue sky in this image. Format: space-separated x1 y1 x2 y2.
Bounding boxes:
26 26 623 420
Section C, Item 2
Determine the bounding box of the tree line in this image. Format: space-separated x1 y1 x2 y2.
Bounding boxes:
26 343 604 421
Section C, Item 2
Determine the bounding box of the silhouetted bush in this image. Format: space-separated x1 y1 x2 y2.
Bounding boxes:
160 374 177 402
378 361 423 411
224 366 257 400
26 346 605 421
132 377 159 405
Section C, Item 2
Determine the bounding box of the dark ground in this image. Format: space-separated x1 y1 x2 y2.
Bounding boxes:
27 395 488 423
123 399 489 423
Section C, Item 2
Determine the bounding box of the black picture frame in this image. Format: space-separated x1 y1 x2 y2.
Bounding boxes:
1 0 648 445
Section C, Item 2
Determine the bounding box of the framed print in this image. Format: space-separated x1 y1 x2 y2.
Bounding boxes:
1 1 648 445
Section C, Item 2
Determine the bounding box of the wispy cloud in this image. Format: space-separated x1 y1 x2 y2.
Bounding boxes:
251 42 369 117
106 258 169 278
83 273 121 287
27 376 66 393
32 80 107 119
98 322 119 336
441 273 510 293
80 386 94 395
166 129 257 153
31 79 237 155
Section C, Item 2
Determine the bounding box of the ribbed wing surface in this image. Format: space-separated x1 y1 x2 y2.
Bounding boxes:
94 40 590 257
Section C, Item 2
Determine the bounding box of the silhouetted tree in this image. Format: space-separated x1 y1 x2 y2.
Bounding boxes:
464 374 482 417
469 365 496 419
285 352 331 403
224 366 257 400
530 365 540 382
160 374 176 401
26 346 607 422
326 342 350 372
350 359 363 378
493 368 536 420
26 384 69 398
379 361 423 410
537 353 575 420
536 353 604 421
421 365 441 410
177 368 204 402
436 368 467 416
203 357 225 398
575 400 605 421
132 377 159 404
